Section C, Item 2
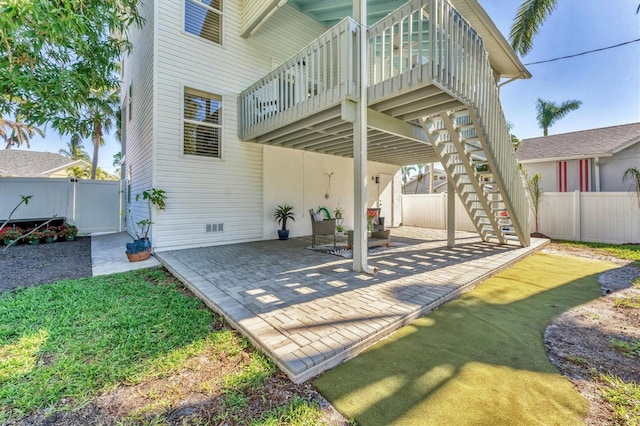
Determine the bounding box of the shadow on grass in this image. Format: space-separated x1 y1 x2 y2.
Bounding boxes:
313 253 615 426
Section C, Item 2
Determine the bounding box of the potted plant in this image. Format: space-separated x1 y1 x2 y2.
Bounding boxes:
126 188 167 261
273 204 295 240
26 230 42 245
64 225 78 241
333 207 343 219
3 226 23 245
336 223 345 236
42 227 57 243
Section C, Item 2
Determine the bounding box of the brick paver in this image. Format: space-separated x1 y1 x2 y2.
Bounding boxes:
156 227 547 383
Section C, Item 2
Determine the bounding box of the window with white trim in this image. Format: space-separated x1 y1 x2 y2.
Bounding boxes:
185 0 222 45
183 87 222 158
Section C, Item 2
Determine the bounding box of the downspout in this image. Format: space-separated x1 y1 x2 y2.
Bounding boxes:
352 0 376 274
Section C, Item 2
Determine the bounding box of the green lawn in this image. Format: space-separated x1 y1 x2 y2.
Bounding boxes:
0 269 323 424
314 253 616 425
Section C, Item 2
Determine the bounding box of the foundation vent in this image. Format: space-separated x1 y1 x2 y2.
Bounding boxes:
205 223 224 233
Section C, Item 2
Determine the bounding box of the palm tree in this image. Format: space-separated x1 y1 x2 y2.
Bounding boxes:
86 87 119 179
511 1 640 56
536 98 582 136
59 133 91 161
414 163 427 194
0 118 44 149
400 165 415 194
510 0 558 56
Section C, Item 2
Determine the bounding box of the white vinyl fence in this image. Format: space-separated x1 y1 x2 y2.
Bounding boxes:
0 177 121 234
402 193 476 233
402 191 640 244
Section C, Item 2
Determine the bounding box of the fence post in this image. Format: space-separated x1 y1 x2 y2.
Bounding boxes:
574 190 581 241
447 183 455 247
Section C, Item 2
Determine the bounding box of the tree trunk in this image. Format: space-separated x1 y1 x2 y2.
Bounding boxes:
90 123 102 180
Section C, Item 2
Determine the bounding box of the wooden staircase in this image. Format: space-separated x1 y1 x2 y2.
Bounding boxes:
422 108 525 245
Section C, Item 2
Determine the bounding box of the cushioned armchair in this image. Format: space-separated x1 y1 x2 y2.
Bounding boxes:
309 209 336 248
367 208 385 231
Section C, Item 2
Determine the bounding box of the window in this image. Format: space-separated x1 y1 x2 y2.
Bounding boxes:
185 0 222 44
183 87 222 158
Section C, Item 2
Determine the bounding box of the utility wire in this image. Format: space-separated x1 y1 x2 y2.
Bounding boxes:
523 38 640 65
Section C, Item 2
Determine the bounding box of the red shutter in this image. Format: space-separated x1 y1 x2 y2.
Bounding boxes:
558 161 567 192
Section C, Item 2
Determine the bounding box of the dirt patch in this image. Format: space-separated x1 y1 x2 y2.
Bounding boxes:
0 237 92 293
543 243 640 425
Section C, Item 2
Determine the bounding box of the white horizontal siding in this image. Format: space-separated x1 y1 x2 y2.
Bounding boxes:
122 0 155 238
152 1 326 250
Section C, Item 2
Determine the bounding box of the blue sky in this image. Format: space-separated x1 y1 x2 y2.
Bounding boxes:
482 0 640 140
15 0 640 173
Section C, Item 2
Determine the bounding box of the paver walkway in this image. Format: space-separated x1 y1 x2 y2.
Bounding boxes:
156 227 547 383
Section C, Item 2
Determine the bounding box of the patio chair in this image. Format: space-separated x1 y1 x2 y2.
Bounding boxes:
309 209 336 248
367 208 385 232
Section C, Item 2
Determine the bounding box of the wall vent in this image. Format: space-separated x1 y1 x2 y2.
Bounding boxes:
205 223 224 233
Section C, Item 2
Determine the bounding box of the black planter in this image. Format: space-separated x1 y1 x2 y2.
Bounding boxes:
277 229 289 240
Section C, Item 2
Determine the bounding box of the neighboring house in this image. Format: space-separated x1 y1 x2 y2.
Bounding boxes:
0 150 92 178
516 122 640 192
121 0 532 256
403 169 448 194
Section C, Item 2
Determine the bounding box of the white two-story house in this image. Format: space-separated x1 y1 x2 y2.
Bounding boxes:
121 0 532 269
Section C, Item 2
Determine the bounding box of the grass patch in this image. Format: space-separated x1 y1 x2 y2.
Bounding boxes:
557 240 640 262
314 253 615 425
0 269 213 419
615 296 640 309
599 374 640 425
609 338 640 358
0 268 286 423
250 397 324 426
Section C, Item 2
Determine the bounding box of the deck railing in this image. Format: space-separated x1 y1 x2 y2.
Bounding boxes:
239 18 358 140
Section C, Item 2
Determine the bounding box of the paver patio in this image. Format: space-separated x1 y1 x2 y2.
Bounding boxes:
155 227 547 383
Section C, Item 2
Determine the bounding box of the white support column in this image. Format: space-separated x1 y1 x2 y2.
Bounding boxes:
447 181 455 247
352 0 375 274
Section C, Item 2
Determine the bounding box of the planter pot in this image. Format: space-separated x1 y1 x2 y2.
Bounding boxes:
3 239 17 246
277 229 289 240
126 249 152 262
45 237 54 243
65 235 75 242
28 239 40 245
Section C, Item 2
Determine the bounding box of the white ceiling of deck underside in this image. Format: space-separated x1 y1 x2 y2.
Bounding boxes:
287 0 407 27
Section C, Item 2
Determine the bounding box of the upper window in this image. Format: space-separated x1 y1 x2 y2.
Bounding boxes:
183 87 222 158
185 0 223 45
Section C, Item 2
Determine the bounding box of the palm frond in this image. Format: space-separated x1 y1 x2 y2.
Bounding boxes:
510 0 559 56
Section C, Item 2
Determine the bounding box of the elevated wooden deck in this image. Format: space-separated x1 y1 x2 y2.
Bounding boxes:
238 0 530 247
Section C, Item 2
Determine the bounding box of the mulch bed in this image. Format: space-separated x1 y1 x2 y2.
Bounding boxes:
0 237 93 294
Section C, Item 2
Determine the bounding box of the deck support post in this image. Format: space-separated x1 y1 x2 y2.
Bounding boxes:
447 180 455 247
352 0 375 274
